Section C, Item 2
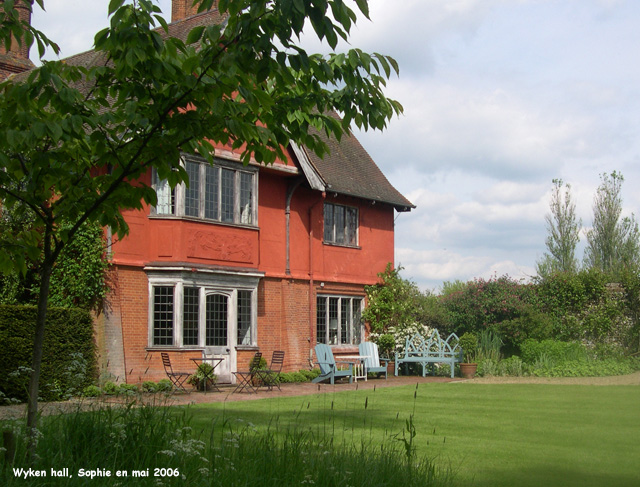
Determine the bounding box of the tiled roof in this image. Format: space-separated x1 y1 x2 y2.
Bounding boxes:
302 113 414 211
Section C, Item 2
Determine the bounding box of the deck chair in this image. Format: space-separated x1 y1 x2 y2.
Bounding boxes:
312 343 354 384
258 351 285 391
161 352 191 392
359 341 389 379
233 352 263 393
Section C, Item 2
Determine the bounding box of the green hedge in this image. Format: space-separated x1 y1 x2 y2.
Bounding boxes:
0 305 97 402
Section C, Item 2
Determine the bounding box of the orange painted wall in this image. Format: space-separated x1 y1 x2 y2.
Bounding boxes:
110 165 396 285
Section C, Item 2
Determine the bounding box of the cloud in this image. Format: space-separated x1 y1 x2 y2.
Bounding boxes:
396 247 535 292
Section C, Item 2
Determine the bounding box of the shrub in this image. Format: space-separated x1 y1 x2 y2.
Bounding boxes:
102 381 118 395
477 356 525 377
520 339 588 365
299 369 321 381
495 306 554 353
0 305 97 402
363 264 435 334
376 333 396 358
439 275 540 338
82 385 102 397
118 383 139 395
156 379 174 392
458 332 478 363
500 356 525 376
278 372 308 383
532 358 639 377
142 381 158 393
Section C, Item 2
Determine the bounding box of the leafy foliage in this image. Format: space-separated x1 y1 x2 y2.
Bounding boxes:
0 219 108 310
0 305 96 402
363 264 425 334
439 275 539 338
536 179 581 277
584 171 640 277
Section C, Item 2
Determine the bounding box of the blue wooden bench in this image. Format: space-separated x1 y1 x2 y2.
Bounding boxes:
394 330 462 378
312 343 354 384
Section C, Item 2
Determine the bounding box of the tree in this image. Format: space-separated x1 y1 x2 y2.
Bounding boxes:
0 0 402 459
536 179 581 278
583 171 640 277
363 264 421 335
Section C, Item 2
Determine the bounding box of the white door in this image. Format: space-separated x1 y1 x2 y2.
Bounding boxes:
204 293 234 383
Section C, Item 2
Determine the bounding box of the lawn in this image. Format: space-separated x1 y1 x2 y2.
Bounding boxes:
187 382 640 487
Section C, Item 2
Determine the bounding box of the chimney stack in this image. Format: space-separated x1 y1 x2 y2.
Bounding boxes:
172 0 217 22
0 0 35 80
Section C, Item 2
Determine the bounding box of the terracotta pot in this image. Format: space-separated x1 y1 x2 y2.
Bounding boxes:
460 363 478 379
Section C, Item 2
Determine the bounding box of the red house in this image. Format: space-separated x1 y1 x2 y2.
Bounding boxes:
2 1 414 384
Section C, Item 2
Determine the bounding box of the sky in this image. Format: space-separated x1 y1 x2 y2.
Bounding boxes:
31 0 640 292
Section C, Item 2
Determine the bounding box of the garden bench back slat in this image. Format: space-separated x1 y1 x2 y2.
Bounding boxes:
394 330 462 378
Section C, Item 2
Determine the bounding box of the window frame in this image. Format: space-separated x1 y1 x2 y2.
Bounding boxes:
151 155 258 227
323 202 359 247
316 294 364 346
147 270 261 350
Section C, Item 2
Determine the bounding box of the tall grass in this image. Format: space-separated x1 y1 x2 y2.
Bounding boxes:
476 329 502 362
0 395 451 487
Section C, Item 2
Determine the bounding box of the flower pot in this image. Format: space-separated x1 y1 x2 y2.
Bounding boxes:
460 363 478 379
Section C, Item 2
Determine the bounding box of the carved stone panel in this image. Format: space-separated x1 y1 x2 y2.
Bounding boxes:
187 230 254 264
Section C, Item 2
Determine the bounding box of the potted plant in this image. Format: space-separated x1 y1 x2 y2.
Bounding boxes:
252 356 268 387
458 332 478 379
376 333 396 374
187 363 217 391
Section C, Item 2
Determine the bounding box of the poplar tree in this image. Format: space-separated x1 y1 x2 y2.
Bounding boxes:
584 171 640 276
536 179 581 278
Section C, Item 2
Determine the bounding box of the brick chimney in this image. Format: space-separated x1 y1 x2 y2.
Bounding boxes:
0 0 35 80
172 0 217 22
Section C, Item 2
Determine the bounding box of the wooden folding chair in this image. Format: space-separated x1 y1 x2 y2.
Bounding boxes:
258 351 285 391
232 352 263 393
161 352 191 392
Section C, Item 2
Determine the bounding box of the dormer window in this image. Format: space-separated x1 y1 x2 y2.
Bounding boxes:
152 155 257 226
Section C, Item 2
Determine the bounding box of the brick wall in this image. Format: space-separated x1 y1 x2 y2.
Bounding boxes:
102 265 367 384
171 0 218 22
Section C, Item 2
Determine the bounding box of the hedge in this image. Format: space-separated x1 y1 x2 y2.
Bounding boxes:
0 305 97 402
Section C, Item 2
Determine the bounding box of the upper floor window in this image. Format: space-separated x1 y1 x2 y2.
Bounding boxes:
324 202 358 246
152 155 257 226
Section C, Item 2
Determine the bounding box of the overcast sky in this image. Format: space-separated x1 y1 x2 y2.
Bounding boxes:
32 0 640 291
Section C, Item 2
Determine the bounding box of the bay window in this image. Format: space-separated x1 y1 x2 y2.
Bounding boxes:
148 271 259 349
152 154 257 226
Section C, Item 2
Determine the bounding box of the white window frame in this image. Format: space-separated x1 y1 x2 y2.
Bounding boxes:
151 154 258 227
147 269 260 349
323 202 359 247
316 294 364 346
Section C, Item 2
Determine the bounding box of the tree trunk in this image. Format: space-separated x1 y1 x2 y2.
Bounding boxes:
25 257 53 463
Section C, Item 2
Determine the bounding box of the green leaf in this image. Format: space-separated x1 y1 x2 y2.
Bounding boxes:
108 0 125 16
186 25 205 45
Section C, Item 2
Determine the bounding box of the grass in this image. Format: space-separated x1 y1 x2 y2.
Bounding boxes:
187 382 640 487
1 381 638 486
0 394 449 487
